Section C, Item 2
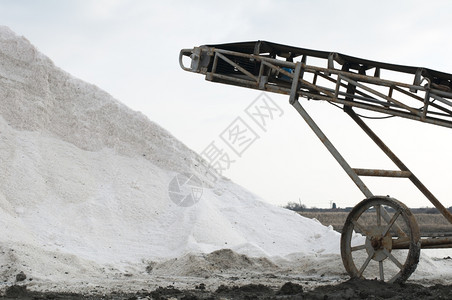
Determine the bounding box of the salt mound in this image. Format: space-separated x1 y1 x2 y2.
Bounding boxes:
149 249 278 277
0 26 204 179
0 26 346 291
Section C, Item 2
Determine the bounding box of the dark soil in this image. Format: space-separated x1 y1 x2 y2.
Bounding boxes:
2 279 452 299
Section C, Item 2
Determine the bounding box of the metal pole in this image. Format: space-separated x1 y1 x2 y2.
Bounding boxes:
291 100 373 198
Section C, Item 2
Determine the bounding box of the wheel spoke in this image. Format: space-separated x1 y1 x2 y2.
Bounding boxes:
379 261 385 281
382 209 402 236
383 249 403 270
388 271 402 284
381 207 407 237
358 251 374 276
352 219 369 236
376 204 381 227
351 244 366 252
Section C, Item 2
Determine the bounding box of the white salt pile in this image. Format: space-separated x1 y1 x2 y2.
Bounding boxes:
0 26 342 292
0 26 450 293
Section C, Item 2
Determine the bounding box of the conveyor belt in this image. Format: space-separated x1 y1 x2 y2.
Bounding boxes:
180 40 452 128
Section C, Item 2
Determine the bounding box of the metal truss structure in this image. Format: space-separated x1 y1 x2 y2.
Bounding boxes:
180 41 452 282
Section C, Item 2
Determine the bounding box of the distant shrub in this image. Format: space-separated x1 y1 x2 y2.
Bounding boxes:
283 202 306 212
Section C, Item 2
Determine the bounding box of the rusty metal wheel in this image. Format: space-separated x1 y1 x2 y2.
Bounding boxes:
340 196 421 283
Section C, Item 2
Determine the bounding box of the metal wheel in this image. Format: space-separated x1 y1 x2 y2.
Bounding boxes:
340 196 420 283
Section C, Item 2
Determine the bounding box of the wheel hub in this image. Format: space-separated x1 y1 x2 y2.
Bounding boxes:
365 226 393 262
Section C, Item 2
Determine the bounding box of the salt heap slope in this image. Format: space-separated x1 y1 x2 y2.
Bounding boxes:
0 26 339 283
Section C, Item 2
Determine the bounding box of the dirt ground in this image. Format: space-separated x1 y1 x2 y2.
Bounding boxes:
1 249 451 299
3 278 452 300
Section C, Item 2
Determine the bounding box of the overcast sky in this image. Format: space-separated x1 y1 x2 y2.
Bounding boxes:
1 0 452 208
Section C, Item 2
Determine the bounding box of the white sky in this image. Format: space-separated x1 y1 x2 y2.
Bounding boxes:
1 0 452 208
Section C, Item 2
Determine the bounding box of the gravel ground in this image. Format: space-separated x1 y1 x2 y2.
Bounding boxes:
3 278 452 299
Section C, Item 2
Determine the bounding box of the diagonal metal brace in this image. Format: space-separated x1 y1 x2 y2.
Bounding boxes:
289 62 303 104
290 101 373 198
345 107 452 224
